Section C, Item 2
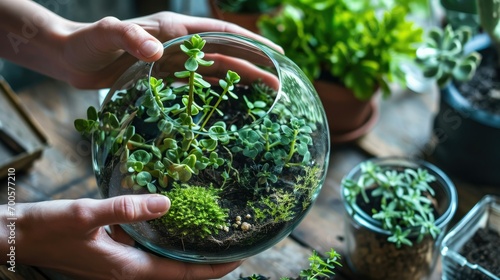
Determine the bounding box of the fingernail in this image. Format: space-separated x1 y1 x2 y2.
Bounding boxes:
147 195 170 213
140 40 161 58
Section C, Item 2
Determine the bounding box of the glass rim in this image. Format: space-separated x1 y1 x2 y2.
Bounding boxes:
146 32 283 135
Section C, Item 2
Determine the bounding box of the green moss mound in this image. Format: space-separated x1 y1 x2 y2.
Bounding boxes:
160 183 228 239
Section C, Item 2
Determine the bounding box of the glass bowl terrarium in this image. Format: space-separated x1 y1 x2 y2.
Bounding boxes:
75 33 330 263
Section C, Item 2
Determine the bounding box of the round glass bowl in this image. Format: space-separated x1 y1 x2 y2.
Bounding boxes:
341 157 457 280
92 32 330 263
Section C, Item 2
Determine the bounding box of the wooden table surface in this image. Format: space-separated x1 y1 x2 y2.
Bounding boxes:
1 79 498 280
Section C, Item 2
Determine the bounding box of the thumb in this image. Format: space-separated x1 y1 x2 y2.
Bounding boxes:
87 17 163 62
88 194 170 229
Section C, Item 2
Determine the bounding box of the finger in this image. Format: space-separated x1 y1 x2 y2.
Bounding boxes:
184 261 243 280
181 16 284 53
131 12 283 54
141 257 243 280
83 194 170 229
109 225 136 246
87 16 163 62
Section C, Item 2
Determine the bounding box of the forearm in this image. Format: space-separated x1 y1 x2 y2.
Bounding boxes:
0 0 79 80
0 204 20 265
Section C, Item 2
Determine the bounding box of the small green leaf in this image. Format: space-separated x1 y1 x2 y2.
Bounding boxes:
128 161 144 172
151 145 162 158
74 119 90 132
129 150 152 164
87 106 98 121
181 154 197 169
136 171 152 186
219 79 228 89
174 70 191 78
185 57 198 72
193 76 211 88
147 182 157 193
197 59 214 67
200 138 217 151
163 138 178 149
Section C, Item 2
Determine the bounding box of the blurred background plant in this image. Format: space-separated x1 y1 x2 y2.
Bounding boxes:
214 0 281 14
415 25 481 88
257 0 425 101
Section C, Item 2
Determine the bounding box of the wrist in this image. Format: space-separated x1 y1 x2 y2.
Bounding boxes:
0 205 14 265
0 0 81 81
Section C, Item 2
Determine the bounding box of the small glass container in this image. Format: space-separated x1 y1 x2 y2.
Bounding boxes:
341 157 458 280
441 195 500 280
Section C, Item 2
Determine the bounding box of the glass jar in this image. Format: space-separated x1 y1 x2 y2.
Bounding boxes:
341 157 458 280
441 195 500 280
92 32 330 263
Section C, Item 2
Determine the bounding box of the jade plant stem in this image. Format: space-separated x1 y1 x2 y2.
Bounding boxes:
199 86 229 131
187 71 196 124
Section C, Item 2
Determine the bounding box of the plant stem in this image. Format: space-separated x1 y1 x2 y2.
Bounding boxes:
286 129 299 163
152 85 164 110
199 87 229 131
128 140 152 150
187 71 195 124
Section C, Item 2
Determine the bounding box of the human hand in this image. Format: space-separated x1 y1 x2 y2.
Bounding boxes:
61 12 283 89
1 195 240 280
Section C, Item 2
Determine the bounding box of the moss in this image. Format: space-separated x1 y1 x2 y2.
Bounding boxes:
160 183 228 239
249 189 296 223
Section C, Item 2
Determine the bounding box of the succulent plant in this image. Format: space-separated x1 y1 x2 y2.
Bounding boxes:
416 25 481 88
342 160 441 248
75 34 326 245
239 248 341 280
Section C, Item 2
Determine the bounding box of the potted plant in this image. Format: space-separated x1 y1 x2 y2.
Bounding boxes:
258 1 423 143
75 33 330 263
441 195 500 279
239 249 341 280
428 0 500 185
208 0 282 33
340 157 458 280
439 0 479 32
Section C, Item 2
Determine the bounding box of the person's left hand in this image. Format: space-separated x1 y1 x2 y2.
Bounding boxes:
9 194 241 280
61 12 282 89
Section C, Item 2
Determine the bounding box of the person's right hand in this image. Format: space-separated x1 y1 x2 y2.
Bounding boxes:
60 11 283 89
1 194 241 280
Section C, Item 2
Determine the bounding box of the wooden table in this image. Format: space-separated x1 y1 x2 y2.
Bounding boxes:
1 79 498 280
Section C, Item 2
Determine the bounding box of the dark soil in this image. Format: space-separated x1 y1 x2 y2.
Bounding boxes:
455 227 500 279
100 152 307 258
96 81 323 260
456 46 500 115
348 225 435 280
348 179 443 280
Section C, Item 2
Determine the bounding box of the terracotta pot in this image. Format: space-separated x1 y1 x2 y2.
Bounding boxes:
314 80 379 143
208 0 262 33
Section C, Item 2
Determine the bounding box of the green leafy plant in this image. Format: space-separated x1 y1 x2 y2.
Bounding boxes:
249 189 296 223
75 33 326 245
417 0 500 88
239 249 341 280
216 0 282 14
258 0 423 100
342 161 440 248
476 0 500 65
